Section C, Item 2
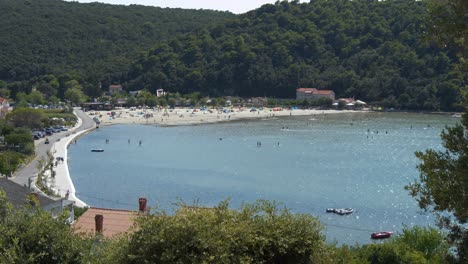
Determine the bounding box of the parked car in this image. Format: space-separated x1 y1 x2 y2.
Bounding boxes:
32 131 45 139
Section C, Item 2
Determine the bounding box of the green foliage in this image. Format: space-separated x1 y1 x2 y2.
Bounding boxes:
73 206 89 220
4 133 34 155
0 0 234 82
1 0 462 110
6 108 46 129
125 0 462 111
126 96 137 107
0 197 455 263
417 19 468 264
331 226 450 264
48 95 60 105
305 97 333 108
358 243 407 264
393 226 449 261
406 85 468 261
167 98 176 108
146 96 158 107
65 88 87 105
423 0 467 71
0 88 10 98
108 200 326 264
0 190 12 221
158 97 167 107
43 110 78 126
27 90 45 105
0 206 93 264
0 151 24 177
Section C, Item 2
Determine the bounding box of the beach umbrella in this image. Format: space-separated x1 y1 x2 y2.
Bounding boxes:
346 103 355 106
355 100 367 105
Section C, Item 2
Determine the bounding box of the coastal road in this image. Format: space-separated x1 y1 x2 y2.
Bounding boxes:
11 108 95 187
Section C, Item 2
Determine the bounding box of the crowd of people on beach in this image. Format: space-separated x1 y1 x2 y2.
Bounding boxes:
87 107 361 127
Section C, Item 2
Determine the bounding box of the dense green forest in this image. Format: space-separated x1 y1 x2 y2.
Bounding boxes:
0 0 234 81
126 0 464 110
0 0 464 111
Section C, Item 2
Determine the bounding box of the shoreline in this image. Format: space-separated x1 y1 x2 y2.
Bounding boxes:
49 111 95 207
92 107 369 127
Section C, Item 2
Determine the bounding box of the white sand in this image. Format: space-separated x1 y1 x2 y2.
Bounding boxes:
89 107 366 127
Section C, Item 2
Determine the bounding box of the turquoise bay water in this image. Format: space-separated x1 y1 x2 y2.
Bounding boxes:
68 112 455 244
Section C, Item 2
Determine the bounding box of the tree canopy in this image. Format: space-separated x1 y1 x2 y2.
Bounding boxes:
0 193 93 264
406 0 468 261
0 0 234 82
124 0 463 110
0 0 464 111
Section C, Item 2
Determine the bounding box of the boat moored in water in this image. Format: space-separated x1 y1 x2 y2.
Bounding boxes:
326 208 354 215
91 149 104 152
335 208 354 215
371 231 393 239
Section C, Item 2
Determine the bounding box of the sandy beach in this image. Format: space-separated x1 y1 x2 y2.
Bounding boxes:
88 107 366 127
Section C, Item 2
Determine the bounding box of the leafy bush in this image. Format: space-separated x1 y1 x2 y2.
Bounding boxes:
108 200 327 264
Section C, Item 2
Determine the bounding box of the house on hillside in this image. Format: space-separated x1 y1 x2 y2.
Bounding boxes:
156 89 165 97
296 88 335 101
0 178 75 223
0 97 10 118
109 84 123 95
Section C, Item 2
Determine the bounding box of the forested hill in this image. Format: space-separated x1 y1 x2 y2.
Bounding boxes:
126 0 463 111
0 0 234 81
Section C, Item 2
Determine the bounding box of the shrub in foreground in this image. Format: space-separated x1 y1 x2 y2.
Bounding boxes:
107 200 328 264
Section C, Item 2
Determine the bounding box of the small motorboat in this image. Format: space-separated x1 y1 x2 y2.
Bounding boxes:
91 149 104 152
326 208 353 215
335 208 354 215
371 231 393 239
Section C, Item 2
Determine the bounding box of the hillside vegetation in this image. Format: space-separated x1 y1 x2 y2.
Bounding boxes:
0 0 464 111
125 0 463 110
0 0 234 81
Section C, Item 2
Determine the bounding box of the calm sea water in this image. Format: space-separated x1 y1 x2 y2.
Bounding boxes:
68 112 456 244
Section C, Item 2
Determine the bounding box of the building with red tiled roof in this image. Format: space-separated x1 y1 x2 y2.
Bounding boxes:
74 207 138 238
109 84 123 95
296 88 335 101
